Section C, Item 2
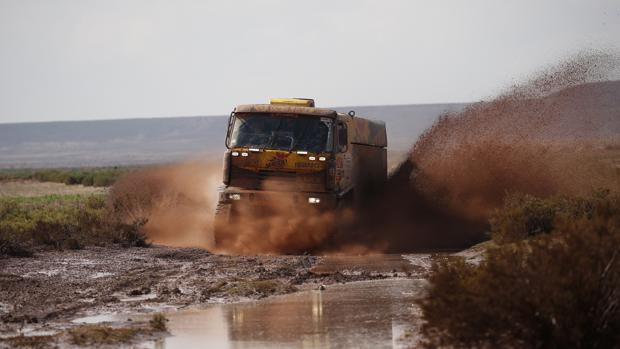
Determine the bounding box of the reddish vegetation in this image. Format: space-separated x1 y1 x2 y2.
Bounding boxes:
110 52 620 254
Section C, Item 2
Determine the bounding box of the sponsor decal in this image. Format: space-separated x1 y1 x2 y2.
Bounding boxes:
232 155 259 167
336 157 343 168
266 152 289 169
295 162 322 169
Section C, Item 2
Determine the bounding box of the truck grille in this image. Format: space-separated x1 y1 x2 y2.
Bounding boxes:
229 166 326 192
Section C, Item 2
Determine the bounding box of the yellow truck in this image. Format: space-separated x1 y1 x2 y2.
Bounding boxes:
214 98 387 246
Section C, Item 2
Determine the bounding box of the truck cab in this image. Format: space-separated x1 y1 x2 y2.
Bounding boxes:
214 98 387 246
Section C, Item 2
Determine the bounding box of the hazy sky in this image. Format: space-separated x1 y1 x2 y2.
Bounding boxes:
1 0 619 123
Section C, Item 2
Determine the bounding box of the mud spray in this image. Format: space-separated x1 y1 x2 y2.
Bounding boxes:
108 161 221 249
110 52 620 255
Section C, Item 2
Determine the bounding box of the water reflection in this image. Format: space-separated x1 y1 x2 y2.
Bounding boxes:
157 279 423 349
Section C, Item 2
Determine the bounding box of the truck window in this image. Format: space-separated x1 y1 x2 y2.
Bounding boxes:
338 122 348 152
229 113 333 152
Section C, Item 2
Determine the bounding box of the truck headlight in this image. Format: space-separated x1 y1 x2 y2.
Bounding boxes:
308 197 321 204
228 193 241 200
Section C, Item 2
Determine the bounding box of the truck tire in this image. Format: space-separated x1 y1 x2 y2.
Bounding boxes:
213 202 233 250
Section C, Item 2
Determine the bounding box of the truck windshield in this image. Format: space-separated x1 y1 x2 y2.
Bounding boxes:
229 114 333 152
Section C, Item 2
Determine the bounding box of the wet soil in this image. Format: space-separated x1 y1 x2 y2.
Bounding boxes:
76 278 428 349
0 246 436 347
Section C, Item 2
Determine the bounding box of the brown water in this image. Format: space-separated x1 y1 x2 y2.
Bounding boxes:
75 279 426 349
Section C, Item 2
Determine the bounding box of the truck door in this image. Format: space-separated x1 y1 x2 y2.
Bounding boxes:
335 121 353 195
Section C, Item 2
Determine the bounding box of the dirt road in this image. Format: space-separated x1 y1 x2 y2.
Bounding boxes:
0 246 436 347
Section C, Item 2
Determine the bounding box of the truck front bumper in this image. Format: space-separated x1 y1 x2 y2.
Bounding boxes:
217 187 338 211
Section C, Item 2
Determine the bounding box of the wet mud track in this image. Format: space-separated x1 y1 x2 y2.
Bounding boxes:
76 278 427 349
0 246 436 347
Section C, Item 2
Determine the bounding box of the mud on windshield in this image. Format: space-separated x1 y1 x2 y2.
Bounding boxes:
228 113 334 152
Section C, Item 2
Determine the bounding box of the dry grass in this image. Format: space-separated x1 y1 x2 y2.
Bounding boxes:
149 313 168 332
68 325 140 346
204 279 297 299
0 194 148 257
0 180 104 198
0 334 58 348
0 324 151 348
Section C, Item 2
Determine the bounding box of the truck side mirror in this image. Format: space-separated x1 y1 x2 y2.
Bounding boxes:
338 122 348 152
225 111 235 148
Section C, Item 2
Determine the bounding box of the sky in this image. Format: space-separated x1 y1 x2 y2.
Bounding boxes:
1 0 619 123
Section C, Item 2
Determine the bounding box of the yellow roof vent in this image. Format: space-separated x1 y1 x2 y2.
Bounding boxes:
270 98 315 107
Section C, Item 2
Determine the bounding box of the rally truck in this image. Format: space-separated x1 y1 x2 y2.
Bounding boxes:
213 98 387 246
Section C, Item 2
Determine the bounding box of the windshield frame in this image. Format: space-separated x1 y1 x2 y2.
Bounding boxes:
226 113 335 153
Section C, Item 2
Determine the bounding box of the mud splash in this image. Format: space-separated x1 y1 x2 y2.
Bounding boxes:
214 201 349 255
108 161 345 254
340 52 620 252
411 52 620 222
110 52 620 254
108 161 221 249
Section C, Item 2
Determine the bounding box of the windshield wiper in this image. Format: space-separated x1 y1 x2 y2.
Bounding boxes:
264 119 295 151
291 119 314 152
262 118 281 151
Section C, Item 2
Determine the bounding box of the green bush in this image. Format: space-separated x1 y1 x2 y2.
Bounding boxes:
92 171 116 187
81 174 94 186
420 193 620 348
0 195 148 257
0 167 132 187
489 191 609 244
0 169 32 182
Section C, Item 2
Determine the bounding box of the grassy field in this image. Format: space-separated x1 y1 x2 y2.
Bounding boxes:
0 189 147 257
0 165 150 257
0 180 105 197
0 167 133 187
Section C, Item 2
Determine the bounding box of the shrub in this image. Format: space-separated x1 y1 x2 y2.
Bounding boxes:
111 218 149 247
0 239 33 257
0 195 148 257
489 191 609 244
81 174 94 186
92 172 112 187
0 167 132 187
0 334 57 348
69 325 139 346
64 173 83 185
420 193 620 348
149 313 168 331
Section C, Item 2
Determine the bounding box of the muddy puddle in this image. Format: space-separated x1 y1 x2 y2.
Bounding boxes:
75 278 426 349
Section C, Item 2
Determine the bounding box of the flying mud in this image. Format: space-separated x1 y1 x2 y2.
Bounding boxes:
109 52 620 255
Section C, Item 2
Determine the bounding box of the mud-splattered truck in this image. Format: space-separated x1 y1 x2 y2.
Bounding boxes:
214 98 387 246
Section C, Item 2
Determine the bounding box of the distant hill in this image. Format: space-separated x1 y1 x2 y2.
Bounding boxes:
545 80 620 139
0 103 465 168
1 79 618 169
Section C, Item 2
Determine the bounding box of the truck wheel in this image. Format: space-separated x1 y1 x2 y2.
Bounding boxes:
336 189 355 212
213 202 233 250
